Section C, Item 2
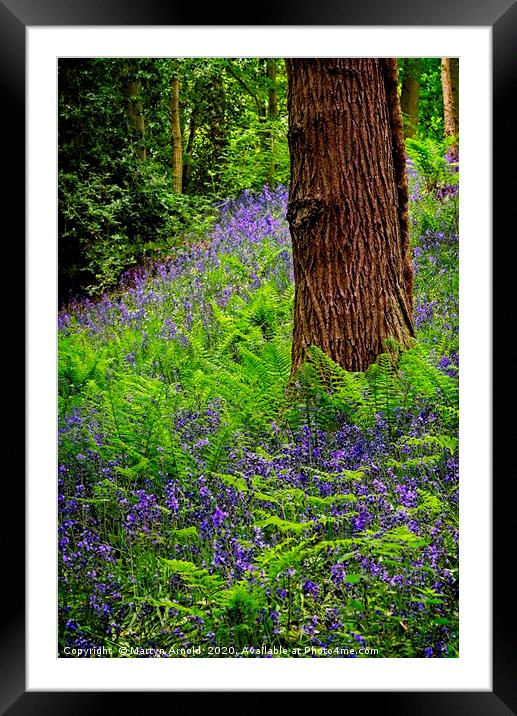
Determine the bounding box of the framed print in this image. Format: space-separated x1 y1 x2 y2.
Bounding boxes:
8 0 509 711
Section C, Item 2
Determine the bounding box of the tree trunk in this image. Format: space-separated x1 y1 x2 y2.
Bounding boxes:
209 73 226 187
450 58 459 134
400 58 421 138
182 105 198 192
441 58 458 160
266 59 278 186
267 59 278 118
286 58 414 375
123 77 146 160
170 66 183 194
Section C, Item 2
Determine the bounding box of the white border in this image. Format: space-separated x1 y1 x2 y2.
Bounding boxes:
27 27 491 691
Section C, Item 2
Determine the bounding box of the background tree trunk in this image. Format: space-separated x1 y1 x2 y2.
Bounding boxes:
267 59 278 118
182 105 198 192
170 63 183 193
123 74 146 160
400 58 421 138
450 58 459 135
266 58 278 186
208 72 226 187
286 58 414 374
441 58 458 160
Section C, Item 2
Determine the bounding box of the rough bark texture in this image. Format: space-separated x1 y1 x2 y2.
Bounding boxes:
170 70 183 194
400 58 421 138
441 58 458 160
382 58 413 306
124 78 146 160
450 58 459 133
286 58 415 375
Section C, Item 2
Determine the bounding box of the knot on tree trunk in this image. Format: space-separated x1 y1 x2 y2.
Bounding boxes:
287 197 324 232
287 122 304 142
327 63 360 76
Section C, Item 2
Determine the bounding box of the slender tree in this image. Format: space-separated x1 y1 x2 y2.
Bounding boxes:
267 59 278 118
170 60 183 193
266 58 278 185
450 58 459 135
208 70 226 187
122 63 146 160
182 104 199 191
400 58 421 138
286 58 414 374
441 58 458 160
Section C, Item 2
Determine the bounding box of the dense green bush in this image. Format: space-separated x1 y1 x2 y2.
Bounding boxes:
59 161 216 296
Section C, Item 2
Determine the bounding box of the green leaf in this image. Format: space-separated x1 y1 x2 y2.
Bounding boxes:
345 574 361 584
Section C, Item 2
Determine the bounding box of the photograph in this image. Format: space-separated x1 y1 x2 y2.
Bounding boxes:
57 56 460 660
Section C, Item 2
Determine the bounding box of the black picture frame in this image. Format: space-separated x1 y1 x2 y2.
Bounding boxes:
8 0 508 712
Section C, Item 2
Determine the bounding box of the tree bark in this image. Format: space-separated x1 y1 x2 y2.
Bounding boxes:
441 58 458 160
267 59 278 118
286 58 414 375
266 58 278 186
170 64 183 194
450 58 459 134
123 76 146 160
400 58 421 138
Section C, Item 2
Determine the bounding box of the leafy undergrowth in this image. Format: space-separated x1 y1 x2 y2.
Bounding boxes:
58 163 459 658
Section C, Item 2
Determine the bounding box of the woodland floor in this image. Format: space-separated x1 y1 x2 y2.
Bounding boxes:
58 163 459 658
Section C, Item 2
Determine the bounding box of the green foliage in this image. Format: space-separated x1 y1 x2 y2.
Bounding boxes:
58 71 458 659
58 334 107 413
218 113 290 196
417 59 444 141
284 342 457 436
56 56 351 299
406 137 457 192
59 160 216 296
